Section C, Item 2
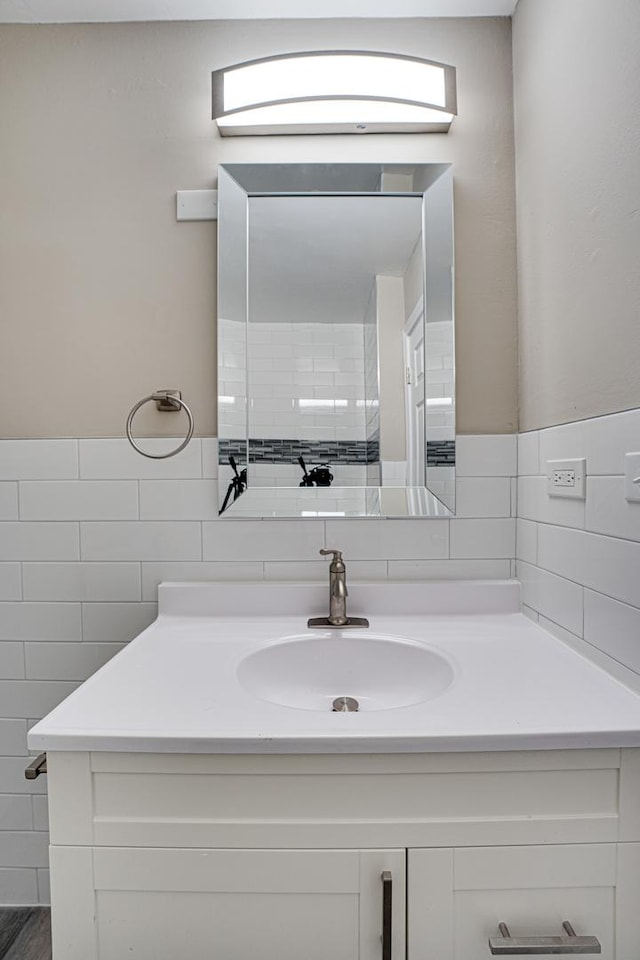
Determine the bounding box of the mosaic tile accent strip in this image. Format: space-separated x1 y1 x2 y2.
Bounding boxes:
218 439 247 462
427 440 456 466
366 429 380 465
219 438 375 465
220 438 456 466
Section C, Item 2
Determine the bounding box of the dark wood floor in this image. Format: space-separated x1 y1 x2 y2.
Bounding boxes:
0 908 51 960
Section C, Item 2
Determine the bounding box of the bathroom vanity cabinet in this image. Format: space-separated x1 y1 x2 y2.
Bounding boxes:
29 583 640 958
47 747 640 959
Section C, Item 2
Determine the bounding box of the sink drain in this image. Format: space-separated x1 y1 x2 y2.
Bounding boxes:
332 696 359 712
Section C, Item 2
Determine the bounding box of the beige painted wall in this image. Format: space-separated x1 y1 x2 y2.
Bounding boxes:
0 18 517 439
513 0 640 431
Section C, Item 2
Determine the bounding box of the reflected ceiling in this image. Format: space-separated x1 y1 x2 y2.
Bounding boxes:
249 196 422 325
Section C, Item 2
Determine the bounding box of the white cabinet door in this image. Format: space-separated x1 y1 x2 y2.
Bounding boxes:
408 844 640 960
51 846 405 960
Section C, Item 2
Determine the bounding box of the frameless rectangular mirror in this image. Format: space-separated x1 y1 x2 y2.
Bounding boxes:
217 163 455 518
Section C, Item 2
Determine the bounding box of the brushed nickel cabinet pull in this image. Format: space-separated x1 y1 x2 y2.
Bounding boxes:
381 870 392 960
24 753 47 780
489 920 601 955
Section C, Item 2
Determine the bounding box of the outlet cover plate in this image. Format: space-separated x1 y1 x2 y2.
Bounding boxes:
625 452 640 502
546 458 586 499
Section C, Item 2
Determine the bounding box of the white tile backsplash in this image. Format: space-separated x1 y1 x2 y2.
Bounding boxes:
263 559 388 581
0 603 82 642
32 796 48 832
516 560 583 636
538 419 588 466
0 868 38 904
0 643 25 680
0 564 22 601
202 438 219 479
37 868 50 904
388 558 511 580
537 615 640 696
516 518 538 564
585 408 640 475
455 435 517 477
584 590 640 673
517 475 586 528
586 476 640 541
0 523 80 561
0 796 32 831
80 521 202 561
24 642 124 682
538 524 640 608
204 519 324 561
0 831 49 869
79 438 203 480
0 759 47 798
455 477 512 518
141 561 264 599
0 681 79 719
450 518 515 559
325 518 449 561
0 759 46 797
516 407 640 690
0 720 28 756
80 603 158 643
23 562 141 601
0 484 19 520
0 441 78 481
19 481 139 521
517 430 540 476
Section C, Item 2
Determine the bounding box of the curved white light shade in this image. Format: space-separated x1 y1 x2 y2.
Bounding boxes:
212 51 456 136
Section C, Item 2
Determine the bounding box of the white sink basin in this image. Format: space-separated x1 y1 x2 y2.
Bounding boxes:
236 632 455 712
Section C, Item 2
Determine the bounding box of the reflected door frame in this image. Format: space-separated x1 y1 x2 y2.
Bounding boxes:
403 296 425 488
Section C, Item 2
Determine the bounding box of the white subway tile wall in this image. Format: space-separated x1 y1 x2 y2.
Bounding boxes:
425 321 455 442
247 322 367 443
516 407 640 684
363 299 380 449
0 485 19 521
0 433 516 903
2 415 640 903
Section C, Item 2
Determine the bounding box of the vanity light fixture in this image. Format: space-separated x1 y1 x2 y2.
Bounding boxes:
212 51 456 136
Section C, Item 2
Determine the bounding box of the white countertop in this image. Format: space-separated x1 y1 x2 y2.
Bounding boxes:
28 581 640 754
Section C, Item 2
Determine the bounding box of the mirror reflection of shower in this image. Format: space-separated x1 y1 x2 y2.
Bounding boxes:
217 164 455 518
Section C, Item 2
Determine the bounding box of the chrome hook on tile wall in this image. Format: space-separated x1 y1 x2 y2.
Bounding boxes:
126 389 194 459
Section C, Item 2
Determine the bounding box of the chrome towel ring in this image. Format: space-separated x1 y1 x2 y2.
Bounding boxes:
126 390 194 459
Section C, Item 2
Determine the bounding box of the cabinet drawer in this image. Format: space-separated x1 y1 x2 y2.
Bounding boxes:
48 751 625 848
408 844 640 960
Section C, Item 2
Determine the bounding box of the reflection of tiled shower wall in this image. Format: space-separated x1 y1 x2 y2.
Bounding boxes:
363 291 381 485
218 319 247 442
425 320 455 438
247 322 367 486
425 319 455 502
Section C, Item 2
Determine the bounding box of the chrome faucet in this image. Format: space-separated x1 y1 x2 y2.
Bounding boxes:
307 549 369 629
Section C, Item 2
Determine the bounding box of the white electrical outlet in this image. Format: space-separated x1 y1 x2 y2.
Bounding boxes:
625 452 640 503
546 458 586 498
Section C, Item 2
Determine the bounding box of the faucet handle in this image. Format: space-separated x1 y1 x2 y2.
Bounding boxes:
319 548 343 561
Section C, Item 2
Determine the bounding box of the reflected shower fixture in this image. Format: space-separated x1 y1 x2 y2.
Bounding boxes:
212 51 456 136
